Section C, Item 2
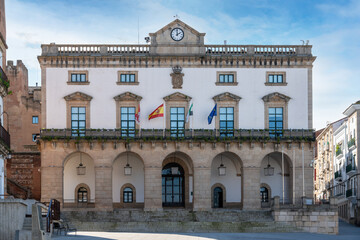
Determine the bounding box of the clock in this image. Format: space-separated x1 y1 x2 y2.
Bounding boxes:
171 28 184 41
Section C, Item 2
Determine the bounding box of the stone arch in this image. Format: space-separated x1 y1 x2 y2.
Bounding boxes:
63 151 95 207
162 151 194 209
260 152 293 204
211 183 227 208
163 151 194 175
112 151 144 208
211 152 243 209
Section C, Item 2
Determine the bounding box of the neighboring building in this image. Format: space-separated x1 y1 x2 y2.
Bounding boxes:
0 0 11 199
314 118 345 202
329 101 360 224
38 20 316 211
4 60 41 200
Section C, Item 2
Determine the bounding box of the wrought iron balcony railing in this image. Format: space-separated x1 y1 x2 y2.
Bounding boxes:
40 128 315 142
335 170 342 180
0 124 10 149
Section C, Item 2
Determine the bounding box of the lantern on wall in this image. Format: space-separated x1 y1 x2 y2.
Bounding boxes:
264 154 274 176
218 154 226 176
124 151 132 176
76 152 86 175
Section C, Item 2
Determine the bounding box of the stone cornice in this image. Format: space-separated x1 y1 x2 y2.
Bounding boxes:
38 55 316 68
163 92 192 102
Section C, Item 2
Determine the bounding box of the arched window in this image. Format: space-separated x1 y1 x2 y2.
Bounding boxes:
260 187 269 202
123 187 133 203
77 187 88 203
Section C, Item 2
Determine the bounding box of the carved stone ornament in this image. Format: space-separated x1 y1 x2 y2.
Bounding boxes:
170 66 184 89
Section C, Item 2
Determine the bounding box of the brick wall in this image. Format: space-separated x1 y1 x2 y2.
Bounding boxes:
6 153 41 200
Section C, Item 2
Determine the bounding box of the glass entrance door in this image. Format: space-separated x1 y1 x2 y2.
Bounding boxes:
162 163 185 207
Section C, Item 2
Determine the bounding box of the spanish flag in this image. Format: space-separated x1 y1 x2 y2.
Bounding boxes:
148 104 164 120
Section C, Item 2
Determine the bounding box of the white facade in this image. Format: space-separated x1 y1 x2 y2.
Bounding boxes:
45 67 309 130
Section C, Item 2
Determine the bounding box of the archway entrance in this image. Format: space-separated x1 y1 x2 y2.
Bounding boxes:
162 163 185 207
213 187 223 208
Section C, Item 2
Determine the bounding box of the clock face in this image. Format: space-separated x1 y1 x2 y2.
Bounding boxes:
171 28 184 41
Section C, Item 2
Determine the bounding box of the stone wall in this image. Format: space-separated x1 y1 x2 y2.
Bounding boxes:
273 206 338 234
0 199 27 240
6 153 41 200
4 60 41 152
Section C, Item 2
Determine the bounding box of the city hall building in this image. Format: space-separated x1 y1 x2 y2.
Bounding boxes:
38 20 316 211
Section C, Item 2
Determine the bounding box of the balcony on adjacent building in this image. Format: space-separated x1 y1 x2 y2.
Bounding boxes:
346 163 356 176
335 147 343 158
335 170 342 181
0 124 10 149
346 189 353 198
0 66 9 96
348 138 356 150
40 128 315 142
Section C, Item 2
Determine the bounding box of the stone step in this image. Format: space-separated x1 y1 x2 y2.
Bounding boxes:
67 221 302 233
62 210 274 223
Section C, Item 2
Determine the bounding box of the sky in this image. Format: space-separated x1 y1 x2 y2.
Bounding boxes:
4 0 360 130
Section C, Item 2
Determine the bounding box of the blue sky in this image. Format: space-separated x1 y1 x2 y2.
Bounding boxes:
5 0 360 129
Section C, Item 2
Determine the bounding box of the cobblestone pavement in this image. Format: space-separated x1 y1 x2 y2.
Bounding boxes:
52 220 360 240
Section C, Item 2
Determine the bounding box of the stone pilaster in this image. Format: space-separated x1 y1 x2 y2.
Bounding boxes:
41 166 62 203
95 166 112 210
193 167 211 211
242 167 261 209
144 167 162 211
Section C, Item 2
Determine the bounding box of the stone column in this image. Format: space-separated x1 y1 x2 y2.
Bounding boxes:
242 167 261 209
94 166 113 210
144 167 162 211
193 167 211 211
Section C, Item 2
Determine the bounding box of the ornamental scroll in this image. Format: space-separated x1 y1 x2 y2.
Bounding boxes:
170 66 184 89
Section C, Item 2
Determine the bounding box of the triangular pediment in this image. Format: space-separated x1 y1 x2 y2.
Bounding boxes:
151 19 203 37
213 92 241 102
64 92 92 101
262 92 290 103
114 92 142 102
149 19 205 47
163 92 192 102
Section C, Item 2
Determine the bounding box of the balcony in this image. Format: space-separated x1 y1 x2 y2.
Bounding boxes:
0 66 9 96
348 138 356 150
346 163 356 176
40 128 315 142
335 170 342 181
335 148 343 158
0 124 10 149
346 189 353 198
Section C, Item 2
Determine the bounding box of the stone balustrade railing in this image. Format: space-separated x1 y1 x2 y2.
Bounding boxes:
40 128 315 141
41 43 312 57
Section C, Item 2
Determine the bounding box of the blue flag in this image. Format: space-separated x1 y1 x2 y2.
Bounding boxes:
208 104 217 124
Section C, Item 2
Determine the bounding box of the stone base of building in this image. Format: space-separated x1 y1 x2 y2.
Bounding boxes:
61 207 338 234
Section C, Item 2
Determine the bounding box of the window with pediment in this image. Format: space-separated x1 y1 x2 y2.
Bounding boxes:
262 92 290 134
212 92 241 135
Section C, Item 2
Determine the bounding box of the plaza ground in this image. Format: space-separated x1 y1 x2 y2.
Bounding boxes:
52 220 360 240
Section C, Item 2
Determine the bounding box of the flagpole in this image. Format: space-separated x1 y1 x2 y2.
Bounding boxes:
163 103 166 137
